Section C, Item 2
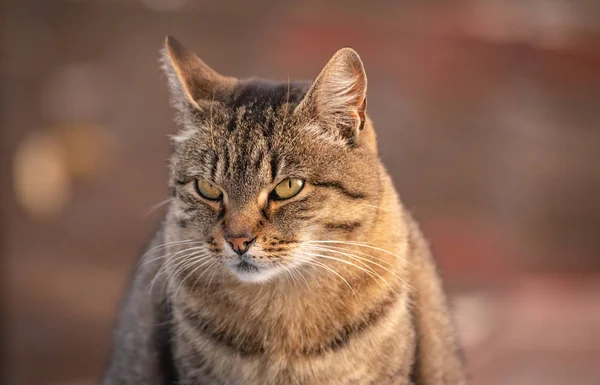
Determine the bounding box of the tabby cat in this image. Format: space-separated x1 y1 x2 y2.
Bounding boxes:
103 36 467 385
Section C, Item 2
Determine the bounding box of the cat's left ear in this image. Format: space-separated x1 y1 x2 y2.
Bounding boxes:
161 36 236 111
295 47 367 144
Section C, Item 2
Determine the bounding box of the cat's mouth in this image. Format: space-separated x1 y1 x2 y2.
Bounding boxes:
225 254 280 283
233 258 260 273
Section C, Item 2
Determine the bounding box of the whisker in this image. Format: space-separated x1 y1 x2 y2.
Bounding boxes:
317 244 416 291
192 260 220 293
304 245 389 276
143 245 207 267
299 249 393 292
141 239 203 261
299 265 312 288
292 264 311 289
305 244 397 268
173 256 215 297
289 265 304 289
295 253 357 298
168 252 211 280
305 240 419 269
161 252 212 296
143 198 173 217
285 258 312 289
303 245 413 292
299 250 379 277
283 266 298 289
148 249 208 295
205 260 222 290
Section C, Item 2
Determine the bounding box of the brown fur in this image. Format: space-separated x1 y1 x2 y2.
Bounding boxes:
103 36 467 385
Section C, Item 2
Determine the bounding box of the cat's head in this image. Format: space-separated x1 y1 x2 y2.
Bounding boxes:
161 36 383 284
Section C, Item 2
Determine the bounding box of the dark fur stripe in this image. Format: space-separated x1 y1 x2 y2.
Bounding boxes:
312 181 367 200
323 222 362 231
222 146 230 178
288 195 311 208
302 290 398 356
270 153 279 181
253 149 264 171
210 152 219 181
181 308 265 357
261 207 271 221
182 289 398 358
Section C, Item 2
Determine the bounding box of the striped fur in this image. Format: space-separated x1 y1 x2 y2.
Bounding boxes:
103 37 467 385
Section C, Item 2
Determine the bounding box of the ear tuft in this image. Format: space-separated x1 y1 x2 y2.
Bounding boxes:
296 47 367 143
160 36 236 112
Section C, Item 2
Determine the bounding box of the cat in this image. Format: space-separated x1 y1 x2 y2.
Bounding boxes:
103 36 467 385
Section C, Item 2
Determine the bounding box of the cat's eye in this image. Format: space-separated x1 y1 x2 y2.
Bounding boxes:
194 180 222 200
273 178 304 200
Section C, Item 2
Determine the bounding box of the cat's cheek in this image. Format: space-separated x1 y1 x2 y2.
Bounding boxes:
166 202 220 240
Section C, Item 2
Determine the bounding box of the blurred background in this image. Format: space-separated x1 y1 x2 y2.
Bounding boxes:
2 0 600 384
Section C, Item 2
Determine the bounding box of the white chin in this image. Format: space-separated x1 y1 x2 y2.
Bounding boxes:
228 262 280 283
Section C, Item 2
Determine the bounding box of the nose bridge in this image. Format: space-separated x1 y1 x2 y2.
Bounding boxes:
225 202 258 236
224 202 258 255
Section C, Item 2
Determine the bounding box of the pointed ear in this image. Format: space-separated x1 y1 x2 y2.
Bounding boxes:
295 47 367 143
161 36 236 111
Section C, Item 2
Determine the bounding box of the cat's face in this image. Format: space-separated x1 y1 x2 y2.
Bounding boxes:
162 37 380 283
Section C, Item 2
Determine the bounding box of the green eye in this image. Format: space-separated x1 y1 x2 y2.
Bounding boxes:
273 178 304 200
194 180 222 200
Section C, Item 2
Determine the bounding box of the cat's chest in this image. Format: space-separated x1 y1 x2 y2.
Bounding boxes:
170 313 416 385
173 358 414 385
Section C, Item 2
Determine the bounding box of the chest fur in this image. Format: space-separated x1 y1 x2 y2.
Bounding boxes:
169 290 416 385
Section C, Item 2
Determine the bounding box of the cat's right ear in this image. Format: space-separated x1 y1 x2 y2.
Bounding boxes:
161 36 236 111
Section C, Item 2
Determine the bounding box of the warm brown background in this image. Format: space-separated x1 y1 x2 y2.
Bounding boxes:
3 1 600 384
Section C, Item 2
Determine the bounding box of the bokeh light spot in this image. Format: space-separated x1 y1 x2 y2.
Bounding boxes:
14 131 71 218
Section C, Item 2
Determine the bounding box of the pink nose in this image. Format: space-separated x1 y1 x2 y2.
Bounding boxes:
225 235 254 255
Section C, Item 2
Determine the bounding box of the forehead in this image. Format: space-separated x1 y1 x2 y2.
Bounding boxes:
228 79 310 113
220 78 312 167
215 79 311 157
175 80 316 199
